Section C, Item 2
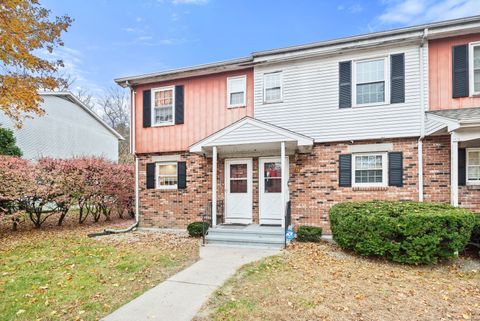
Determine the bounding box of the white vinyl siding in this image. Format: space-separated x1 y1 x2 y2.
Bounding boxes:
254 43 426 142
263 72 282 103
156 162 178 189
152 86 175 126
227 75 246 107
469 42 480 96
467 148 480 184
352 153 388 187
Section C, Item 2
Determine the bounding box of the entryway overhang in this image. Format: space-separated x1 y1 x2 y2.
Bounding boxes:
426 107 480 207
189 116 314 157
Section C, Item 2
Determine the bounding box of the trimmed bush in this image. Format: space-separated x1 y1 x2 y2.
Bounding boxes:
470 214 480 247
297 225 323 242
330 201 475 264
187 222 209 237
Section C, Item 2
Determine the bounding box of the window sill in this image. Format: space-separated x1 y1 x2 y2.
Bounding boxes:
352 186 388 191
227 105 246 109
152 123 176 128
262 100 283 105
352 102 390 108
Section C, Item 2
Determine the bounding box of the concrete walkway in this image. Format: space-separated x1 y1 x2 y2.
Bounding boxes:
101 245 280 321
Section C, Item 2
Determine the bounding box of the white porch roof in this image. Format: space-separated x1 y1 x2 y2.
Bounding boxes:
189 117 314 156
426 108 480 142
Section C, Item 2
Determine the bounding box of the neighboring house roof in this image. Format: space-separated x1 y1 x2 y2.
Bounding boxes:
115 15 480 87
40 91 125 140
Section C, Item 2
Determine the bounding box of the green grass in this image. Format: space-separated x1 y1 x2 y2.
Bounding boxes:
0 229 198 321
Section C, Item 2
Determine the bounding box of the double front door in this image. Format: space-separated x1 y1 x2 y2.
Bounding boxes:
224 157 289 225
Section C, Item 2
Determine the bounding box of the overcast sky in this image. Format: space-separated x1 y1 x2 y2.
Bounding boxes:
42 0 480 95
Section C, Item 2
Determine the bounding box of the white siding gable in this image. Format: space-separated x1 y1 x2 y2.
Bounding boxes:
254 43 426 142
0 95 120 161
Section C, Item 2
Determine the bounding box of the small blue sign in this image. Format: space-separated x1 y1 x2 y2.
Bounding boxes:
285 226 295 242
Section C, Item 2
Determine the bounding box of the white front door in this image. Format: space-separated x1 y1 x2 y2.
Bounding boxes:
259 157 289 225
224 159 253 224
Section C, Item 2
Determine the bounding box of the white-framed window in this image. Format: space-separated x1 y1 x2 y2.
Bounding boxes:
152 86 175 126
227 75 247 108
263 71 282 103
469 42 480 96
353 57 388 107
352 153 388 187
156 162 178 189
467 148 480 184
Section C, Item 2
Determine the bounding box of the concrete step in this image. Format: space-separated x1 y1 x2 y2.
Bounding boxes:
206 233 285 249
208 228 284 237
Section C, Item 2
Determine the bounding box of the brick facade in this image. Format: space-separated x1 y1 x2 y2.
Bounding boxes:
137 136 480 232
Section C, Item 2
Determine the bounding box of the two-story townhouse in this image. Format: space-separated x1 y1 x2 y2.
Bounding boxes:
116 16 480 247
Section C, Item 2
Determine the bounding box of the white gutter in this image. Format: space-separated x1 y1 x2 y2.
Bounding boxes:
418 28 428 202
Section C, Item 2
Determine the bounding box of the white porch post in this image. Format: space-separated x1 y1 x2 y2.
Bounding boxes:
212 146 217 226
450 133 459 207
281 141 286 228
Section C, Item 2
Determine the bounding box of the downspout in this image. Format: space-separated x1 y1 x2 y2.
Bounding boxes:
97 83 139 235
418 28 428 202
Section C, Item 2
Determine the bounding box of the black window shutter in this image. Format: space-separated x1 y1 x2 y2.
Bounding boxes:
390 53 405 104
146 163 155 189
143 90 151 128
452 44 469 98
388 152 403 187
175 85 184 124
339 154 352 187
177 161 187 189
458 148 466 186
339 61 352 108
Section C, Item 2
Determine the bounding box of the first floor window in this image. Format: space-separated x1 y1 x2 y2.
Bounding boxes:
353 153 387 186
263 72 282 103
157 162 177 189
467 148 480 183
152 87 174 126
227 75 246 107
355 58 386 105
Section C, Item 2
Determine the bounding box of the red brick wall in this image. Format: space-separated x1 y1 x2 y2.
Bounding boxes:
137 136 480 231
289 138 420 233
423 135 480 212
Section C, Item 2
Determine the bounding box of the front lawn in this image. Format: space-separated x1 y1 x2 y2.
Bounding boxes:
0 223 198 321
196 243 480 321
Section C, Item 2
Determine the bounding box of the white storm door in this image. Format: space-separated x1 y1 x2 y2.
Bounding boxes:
259 157 289 225
224 159 253 224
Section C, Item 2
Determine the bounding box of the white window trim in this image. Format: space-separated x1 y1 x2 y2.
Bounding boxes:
352 152 388 187
352 56 390 108
468 42 480 96
156 162 178 190
466 147 480 185
151 86 175 127
263 71 283 104
227 75 247 108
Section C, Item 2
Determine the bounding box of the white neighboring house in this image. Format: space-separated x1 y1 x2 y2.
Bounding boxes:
0 91 124 162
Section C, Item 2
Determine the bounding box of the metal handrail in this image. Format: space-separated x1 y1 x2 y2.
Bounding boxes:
202 200 225 246
284 200 291 248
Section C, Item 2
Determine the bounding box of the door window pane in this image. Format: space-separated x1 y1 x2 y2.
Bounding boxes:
230 164 247 178
230 180 247 193
264 162 282 193
230 164 247 193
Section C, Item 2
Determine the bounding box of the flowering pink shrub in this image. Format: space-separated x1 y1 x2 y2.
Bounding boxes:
0 156 134 228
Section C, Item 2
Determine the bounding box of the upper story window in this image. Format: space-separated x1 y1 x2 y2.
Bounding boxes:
467 148 480 184
157 162 178 189
352 153 388 187
470 43 480 95
152 86 175 126
263 72 282 103
354 58 387 106
227 75 246 108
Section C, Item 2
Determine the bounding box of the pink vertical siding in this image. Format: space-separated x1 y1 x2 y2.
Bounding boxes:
429 33 480 110
134 68 254 154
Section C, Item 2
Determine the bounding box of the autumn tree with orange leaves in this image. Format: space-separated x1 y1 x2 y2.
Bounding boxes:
0 0 72 126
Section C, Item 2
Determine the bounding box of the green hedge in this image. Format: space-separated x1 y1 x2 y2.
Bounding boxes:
297 226 323 242
329 201 475 264
471 214 480 246
187 222 209 237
